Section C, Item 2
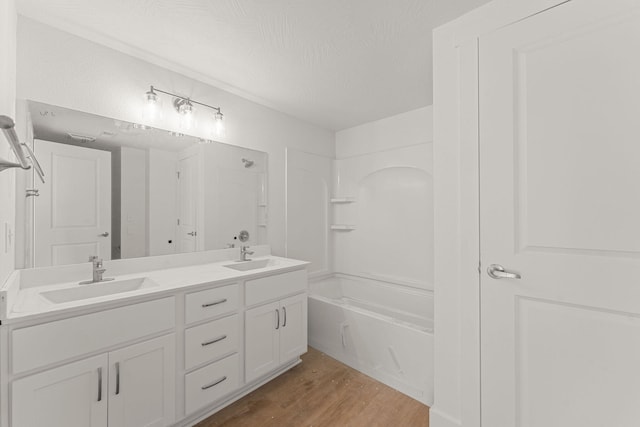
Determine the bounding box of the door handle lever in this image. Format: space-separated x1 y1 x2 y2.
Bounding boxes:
487 264 521 280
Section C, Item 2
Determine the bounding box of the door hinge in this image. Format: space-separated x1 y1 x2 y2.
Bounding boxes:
478 260 482 275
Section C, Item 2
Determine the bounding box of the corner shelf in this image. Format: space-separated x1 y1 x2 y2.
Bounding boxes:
330 197 356 204
330 225 356 231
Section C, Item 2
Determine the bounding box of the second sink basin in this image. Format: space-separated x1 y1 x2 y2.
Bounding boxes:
223 259 274 271
40 277 159 304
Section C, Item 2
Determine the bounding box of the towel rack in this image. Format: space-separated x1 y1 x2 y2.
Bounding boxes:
0 115 45 183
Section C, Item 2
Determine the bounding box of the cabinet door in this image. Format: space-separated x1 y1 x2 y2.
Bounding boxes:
108 335 176 427
279 293 308 362
245 301 280 383
12 354 108 427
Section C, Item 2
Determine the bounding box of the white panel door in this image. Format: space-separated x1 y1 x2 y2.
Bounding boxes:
108 335 176 427
480 1 640 426
279 294 308 363
177 153 200 253
12 354 108 427
34 140 111 266
245 301 280 383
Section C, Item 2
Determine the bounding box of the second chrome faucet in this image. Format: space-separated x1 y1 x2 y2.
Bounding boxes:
80 256 115 285
239 245 254 262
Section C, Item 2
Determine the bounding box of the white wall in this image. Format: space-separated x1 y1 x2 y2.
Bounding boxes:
148 148 178 256
16 17 335 258
120 146 147 259
0 0 17 285
285 149 332 277
336 106 433 158
333 107 433 288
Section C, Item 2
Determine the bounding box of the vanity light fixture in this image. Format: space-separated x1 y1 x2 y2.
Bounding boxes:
144 85 225 138
175 98 194 131
143 87 161 121
214 111 225 137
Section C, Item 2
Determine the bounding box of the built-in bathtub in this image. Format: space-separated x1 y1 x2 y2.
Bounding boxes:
308 273 433 405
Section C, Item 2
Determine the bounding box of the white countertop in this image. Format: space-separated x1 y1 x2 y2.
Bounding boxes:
2 254 308 324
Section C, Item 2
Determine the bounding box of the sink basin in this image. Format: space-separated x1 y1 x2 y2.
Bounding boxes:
223 259 273 271
40 277 159 304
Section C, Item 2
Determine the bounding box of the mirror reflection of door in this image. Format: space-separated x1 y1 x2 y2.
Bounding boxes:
34 139 111 267
177 152 200 253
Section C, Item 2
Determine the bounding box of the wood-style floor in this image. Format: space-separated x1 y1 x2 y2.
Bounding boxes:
196 347 429 427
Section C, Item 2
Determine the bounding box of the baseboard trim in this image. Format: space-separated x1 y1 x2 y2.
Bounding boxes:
430 407 462 427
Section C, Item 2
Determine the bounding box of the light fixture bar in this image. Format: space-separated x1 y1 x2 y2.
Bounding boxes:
149 86 222 114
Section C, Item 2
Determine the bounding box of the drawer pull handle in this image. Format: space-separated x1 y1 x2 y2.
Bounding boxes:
202 298 227 308
283 306 287 327
97 367 103 402
275 308 280 330
201 375 227 390
201 335 227 347
115 362 120 395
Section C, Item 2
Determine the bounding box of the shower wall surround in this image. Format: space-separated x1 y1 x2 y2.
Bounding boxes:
286 106 433 287
333 143 433 289
333 106 433 288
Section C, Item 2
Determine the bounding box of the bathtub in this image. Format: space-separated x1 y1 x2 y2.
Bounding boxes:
308 274 434 405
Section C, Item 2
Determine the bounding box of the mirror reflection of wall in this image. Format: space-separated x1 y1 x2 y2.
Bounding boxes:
23 100 267 268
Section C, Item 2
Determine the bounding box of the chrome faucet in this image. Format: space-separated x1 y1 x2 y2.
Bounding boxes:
239 245 254 262
80 256 115 285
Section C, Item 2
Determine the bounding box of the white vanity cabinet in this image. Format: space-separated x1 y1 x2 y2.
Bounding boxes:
244 270 308 383
9 297 177 427
11 354 109 427
107 334 176 427
1 258 309 427
12 334 176 427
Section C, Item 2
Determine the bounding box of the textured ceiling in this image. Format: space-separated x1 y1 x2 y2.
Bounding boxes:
17 0 490 131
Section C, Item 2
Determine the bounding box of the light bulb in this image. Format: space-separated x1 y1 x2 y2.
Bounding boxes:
213 111 225 138
178 100 194 131
143 87 161 122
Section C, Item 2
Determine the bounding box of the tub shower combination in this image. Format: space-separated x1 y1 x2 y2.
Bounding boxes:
308 274 433 405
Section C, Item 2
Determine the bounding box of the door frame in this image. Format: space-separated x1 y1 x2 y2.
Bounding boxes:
432 1 570 426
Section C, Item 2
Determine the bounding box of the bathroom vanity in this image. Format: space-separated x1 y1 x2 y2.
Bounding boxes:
0 247 308 427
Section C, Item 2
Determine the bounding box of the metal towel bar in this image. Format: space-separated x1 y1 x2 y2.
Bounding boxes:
0 115 45 183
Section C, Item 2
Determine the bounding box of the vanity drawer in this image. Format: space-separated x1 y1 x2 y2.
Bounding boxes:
185 283 239 325
185 353 239 415
12 297 175 374
185 314 239 370
245 269 307 306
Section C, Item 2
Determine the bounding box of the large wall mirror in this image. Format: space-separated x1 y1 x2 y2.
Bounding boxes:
18 100 268 268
